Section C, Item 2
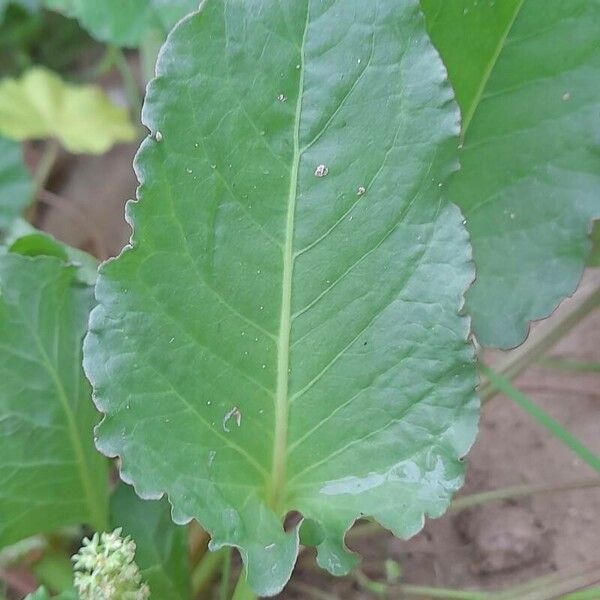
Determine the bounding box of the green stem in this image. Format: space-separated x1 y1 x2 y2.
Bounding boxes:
451 477 600 511
355 570 488 600
537 357 600 373
87 44 117 79
288 582 339 600
231 569 257 600
479 286 600 403
28 138 60 214
495 562 600 600
400 586 487 600
354 569 388 596
191 549 226 598
109 46 143 123
140 27 164 85
562 589 600 600
218 548 232 600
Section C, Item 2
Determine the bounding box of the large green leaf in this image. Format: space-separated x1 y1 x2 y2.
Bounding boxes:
110 484 189 599
0 67 135 154
44 0 198 47
422 0 600 348
83 1 478 595
0 137 32 230
0 252 107 547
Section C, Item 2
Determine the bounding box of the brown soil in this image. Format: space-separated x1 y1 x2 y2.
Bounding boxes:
39 148 600 599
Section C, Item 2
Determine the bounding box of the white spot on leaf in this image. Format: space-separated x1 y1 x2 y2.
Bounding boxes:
222 407 242 432
314 164 329 177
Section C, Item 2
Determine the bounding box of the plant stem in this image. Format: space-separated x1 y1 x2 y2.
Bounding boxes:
231 569 257 600
400 586 487 600
189 521 210 569
496 562 600 600
354 569 388 596
355 570 488 600
562 588 600 600
218 548 232 600
140 28 164 85
191 549 226 598
108 46 143 122
355 563 600 600
451 477 600 511
479 286 600 403
537 357 600 373
288 582 340 600
26 138 60 222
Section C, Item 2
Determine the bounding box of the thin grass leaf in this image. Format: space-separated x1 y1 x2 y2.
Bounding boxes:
480 365 600 474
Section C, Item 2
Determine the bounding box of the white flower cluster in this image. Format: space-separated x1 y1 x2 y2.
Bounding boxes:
72 528 150 600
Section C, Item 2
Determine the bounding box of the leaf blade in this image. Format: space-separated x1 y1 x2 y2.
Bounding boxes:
44 0 198 47
420 0 523 124
110 484 190 600
0 253 107 547
423 0 600 348
84 1 478 594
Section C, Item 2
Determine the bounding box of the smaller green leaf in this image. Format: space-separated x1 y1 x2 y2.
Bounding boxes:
0 67 135 153
0 252 108 548
423 0 600 348
0 136 32 230
44 0 198 47
5 219 98 284
110 484 190 600
33 550 74 595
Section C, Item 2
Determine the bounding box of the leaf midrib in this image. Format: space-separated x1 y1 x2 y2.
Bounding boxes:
268 5 310 510
461 0 526 135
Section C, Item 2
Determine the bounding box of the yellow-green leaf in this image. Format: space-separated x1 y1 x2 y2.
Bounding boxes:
0 67 136 154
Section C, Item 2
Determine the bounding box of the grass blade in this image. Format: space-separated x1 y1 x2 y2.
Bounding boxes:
480 365 600 474
538 358 600 373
